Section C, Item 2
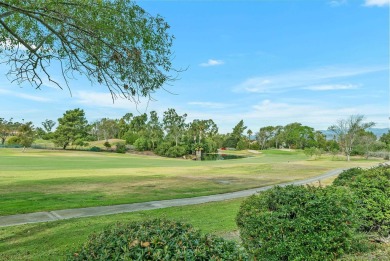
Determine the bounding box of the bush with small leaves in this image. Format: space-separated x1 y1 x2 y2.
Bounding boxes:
133 137 149 151
6 136 21 145
103 141 111 150
236 140 248 150
236 185 359 261
333 165 390 236
89 146 101 152
164 145 187 158
67 219 248 260
154 141 173 156
332 167 364 186
115 143 127 153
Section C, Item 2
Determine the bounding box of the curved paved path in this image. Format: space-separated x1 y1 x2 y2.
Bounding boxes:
0 168 348 228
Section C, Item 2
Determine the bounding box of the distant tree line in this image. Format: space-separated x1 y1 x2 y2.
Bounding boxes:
1 110 389 160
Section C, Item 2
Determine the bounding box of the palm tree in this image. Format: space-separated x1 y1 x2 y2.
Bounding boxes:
247 129 253 141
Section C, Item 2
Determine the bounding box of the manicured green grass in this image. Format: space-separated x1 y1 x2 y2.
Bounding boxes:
0 198 244 261
0 148 386 260
0 148 383 215
0 197 387 261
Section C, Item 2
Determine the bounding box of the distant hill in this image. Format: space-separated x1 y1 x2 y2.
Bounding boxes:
320 128 389 140
368 128 389 138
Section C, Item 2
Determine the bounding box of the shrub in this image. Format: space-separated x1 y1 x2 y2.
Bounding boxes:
154 141 173 156
368 150 390 160
248 142 260 150
122 131 140 145
165 145 187 158
103 141 111 150
133 137 149 151
6 136 21 145
236 185 359 261
67 219 247 260
304 147 316 158
115 143 127 153
332 167 364 186
236 140 247 150
333 165 390 236
89 146 101 152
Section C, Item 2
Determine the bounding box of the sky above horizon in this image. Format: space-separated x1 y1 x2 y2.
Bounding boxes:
0 0 389 133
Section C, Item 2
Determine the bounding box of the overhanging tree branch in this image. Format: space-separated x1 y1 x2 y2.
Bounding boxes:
0 0 179 101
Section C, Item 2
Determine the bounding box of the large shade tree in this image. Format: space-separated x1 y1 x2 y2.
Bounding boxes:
256 126 275 150
0 0 176 100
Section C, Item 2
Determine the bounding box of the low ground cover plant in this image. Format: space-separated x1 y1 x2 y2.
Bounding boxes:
67 219 247 260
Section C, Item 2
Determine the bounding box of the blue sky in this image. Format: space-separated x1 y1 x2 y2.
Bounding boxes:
0 0 389 133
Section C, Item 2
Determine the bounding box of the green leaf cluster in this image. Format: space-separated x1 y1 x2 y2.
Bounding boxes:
67 219 247 261
333 165 390 236
0 0 176 97
115 142 127 154
53 108 89 149
236 185 359 260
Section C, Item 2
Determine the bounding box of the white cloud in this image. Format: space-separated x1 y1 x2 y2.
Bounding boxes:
183 98 388 133
328 0 348 7
188 101 234 109
234 65 386 93
0 88 51 102
75 91 146 110
199 59 224 67
304 84 358 91
247 100 387 129
364 0 389 6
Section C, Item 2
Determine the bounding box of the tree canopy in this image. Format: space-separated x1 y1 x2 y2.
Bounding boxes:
0 0 176 100
53 108 89 149
329 115 375 161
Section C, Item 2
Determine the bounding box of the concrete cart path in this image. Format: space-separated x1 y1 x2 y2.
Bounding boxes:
0 168 347 228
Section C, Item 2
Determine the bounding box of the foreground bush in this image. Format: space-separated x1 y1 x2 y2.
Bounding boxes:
333 165 390 236
332 167 364 186
236 185 359 261
68 219 247 260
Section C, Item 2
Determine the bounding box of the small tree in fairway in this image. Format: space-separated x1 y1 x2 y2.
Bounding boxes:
53 108 89 149
17 121 35 151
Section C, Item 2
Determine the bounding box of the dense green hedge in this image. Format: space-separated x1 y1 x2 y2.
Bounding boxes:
333 165 390 236
332 167 364 186
67 219 247 260
236 185 359 261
